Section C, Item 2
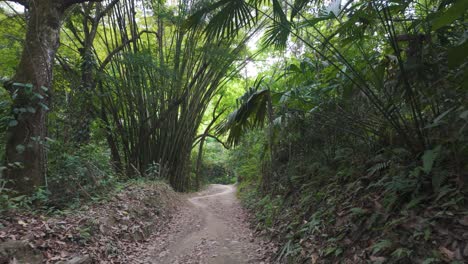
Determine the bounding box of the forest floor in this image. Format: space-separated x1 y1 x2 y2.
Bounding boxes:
133 184 276 264
0 183 276 263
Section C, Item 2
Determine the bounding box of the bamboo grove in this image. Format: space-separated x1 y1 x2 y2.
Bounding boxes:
0 0 257 193
91 0 255 191
0 0 466 261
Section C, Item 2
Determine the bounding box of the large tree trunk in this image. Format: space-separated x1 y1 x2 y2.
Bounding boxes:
4 0 98 194
5 0 65 194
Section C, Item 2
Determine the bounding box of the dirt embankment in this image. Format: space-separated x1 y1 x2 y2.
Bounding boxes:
0 184 277 264
0 182 183 263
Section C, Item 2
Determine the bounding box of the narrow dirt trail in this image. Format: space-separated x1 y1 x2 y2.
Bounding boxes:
135 184 273 264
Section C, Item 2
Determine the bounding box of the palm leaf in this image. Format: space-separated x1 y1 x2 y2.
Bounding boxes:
216 85 271 146
262 20 291 49
185 0 255 39
189 0 255 39
291 0 310 20
185 0 230 30
262 0 291 49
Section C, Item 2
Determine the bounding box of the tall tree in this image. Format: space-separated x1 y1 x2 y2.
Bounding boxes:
97 0 256 191
64 0 119 144
3 0 105 194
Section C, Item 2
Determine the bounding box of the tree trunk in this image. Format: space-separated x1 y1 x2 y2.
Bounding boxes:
71 2 115 144
195 137 205 190
4 0 65 194
99 98 123 173
71 44 95 144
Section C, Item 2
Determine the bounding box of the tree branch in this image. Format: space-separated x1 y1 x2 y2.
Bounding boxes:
193 134 230 150
61 0 104 9
3 0 28 7
97 0 119 19
193 100 228 149
98 30 158 71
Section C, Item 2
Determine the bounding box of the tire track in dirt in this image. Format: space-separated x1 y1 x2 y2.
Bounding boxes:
138 184 274 264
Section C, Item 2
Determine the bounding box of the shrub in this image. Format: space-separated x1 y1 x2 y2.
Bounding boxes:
47 141 117 207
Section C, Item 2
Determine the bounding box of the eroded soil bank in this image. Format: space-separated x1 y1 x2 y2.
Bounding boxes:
0 182 182 263
0 183 276 263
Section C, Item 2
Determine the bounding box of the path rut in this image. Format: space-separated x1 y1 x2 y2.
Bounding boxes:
135 184 273 264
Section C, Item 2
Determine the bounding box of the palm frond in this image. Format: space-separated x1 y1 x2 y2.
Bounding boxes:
262 0 291 49
189 0 255 40
291 0 310 20
217 85 271 146
262 20 291 49
185 0 230 30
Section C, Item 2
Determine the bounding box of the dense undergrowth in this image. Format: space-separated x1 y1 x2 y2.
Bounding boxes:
232 97 468 262
234 109 467 263
0 0 466 262
230 95 468 262
214 0 468 263
193 139 236 185
0 138 162 213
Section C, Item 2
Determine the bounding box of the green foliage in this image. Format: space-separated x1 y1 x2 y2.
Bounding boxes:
422 146 442 175
255 194 282 227
217 79 272 147
227 130 265 187
97 0 254 190
194 139 235 185
145 161 162 180
47 141 118 207
0 6 24 77
431 0 468 30
220 0 468 262
0 87 11 161
0 185 57 213
0 1 466 262
371 239 393 255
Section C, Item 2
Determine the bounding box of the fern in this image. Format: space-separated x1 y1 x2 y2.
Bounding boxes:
391 248 412 259
278 239 301 259
371 239 392 255
432 171 449 193
367 161 391 177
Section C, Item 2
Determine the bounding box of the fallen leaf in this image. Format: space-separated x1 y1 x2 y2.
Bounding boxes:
311 253 319 263
439 246 455 260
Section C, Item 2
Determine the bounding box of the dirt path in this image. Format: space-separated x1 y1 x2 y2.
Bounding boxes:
133 184 274 264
